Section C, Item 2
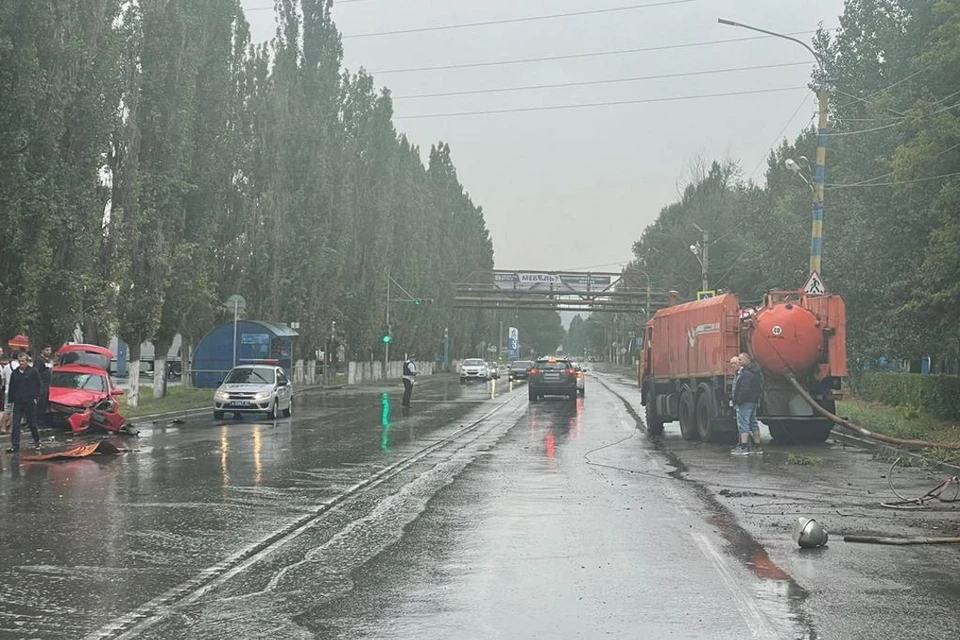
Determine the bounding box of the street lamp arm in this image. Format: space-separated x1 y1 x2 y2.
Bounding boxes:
717 18 824 71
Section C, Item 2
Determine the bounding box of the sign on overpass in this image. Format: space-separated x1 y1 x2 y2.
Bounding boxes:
493 271 613 292
455 270 679 315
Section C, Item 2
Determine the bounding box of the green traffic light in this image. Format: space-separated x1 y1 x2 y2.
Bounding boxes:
382 335 392 344
413 299 422 306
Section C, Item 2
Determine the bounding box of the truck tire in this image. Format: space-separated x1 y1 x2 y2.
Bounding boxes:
695 384 724 443
772 399 836 444
678 386 699 441
643 382 664 436
528 388 539 402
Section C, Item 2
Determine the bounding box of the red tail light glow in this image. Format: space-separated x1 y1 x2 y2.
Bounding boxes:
529 368 539 376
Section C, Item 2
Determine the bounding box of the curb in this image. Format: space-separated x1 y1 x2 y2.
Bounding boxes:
830 428 960 476
129 384 344 423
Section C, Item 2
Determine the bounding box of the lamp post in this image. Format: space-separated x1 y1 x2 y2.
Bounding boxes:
718 18 828 277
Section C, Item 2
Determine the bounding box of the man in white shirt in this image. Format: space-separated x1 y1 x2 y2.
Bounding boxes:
401 355 417 408
1 350 20 433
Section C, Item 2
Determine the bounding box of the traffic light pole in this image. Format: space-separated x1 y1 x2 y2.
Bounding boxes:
384 270 391 375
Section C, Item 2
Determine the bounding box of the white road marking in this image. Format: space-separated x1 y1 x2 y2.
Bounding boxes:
691 531 779 638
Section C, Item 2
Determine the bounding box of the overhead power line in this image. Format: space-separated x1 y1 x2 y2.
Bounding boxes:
394 86 807 120
747 93 814 180
827 98 960 137
392 61 811 100
826 170 960 189
372 30 823 75
341 0 699 39
836 65 932 109
246 0 371 9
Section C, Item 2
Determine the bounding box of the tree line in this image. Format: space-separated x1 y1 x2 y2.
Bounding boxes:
0 0 495 400
574 0 960 371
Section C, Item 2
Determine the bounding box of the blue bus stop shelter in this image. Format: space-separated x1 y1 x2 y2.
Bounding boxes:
191 320 298 388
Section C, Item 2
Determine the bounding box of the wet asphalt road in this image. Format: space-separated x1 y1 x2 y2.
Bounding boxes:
0 372 956 639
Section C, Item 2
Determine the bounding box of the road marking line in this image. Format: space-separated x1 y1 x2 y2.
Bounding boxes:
691 531 778 639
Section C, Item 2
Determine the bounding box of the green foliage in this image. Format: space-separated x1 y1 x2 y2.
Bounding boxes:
852 372 960 421
0 0 493 369
626 0 960 367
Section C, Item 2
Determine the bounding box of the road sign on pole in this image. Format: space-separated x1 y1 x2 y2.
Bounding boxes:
802 271 826 295
224 294 246 368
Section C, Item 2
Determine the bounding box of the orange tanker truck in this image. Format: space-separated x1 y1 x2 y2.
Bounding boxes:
638 289 846 444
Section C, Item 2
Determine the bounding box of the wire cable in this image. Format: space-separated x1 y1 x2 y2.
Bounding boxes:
371 30 824 75
395 86 807 119
836 64 933 110
392 61 810 100
826 170 960 189
747 93 814 180
341 0 699 39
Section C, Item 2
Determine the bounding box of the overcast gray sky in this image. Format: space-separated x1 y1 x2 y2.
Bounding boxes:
240 0 846 272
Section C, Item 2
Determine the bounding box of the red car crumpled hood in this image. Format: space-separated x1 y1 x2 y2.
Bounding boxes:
48 387 105 408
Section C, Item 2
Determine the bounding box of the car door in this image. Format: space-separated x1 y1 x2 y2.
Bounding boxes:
277 369 292 408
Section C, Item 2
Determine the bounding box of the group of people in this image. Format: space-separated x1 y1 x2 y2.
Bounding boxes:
0 345 54 453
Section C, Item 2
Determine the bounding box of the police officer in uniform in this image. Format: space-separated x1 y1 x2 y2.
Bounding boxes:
401 354 417 408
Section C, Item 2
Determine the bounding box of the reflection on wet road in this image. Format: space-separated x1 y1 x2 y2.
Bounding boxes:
7 371 951 639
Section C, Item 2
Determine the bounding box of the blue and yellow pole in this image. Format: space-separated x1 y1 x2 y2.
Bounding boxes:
716 18 828 275
810 89 828 275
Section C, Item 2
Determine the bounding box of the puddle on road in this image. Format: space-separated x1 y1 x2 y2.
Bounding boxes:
700 487 816 639
603 383 818 639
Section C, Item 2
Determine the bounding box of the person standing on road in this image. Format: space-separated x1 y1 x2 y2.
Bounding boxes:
0 348 8 433
1 351 19 434
7 352 42 453
731 352 763 456
401 354 417 408
35 345 52 422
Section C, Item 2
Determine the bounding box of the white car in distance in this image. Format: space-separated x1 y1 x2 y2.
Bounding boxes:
459 358 489 384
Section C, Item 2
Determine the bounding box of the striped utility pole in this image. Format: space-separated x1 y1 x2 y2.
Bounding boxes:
810 89 829 275
718 18 829 277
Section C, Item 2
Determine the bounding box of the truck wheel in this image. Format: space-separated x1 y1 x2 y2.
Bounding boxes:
768 423 787 442
528 388 538 402
695 384 720 442
678 386 699 441
643 383 664 436
779 420 833 444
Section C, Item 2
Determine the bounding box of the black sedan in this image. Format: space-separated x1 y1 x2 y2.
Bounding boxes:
508 360 534 382
527 357 578 402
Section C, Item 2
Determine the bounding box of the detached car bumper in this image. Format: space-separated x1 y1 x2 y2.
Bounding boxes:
47 405 93 433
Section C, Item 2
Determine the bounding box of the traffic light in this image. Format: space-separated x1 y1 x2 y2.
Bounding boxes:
413 299 422 306
412 298 434 306
381 333 392 344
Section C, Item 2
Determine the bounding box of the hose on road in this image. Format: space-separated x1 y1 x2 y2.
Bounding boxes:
843 535 960 546
784 373 960 450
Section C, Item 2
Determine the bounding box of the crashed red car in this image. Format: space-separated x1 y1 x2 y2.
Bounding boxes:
46 344 132 435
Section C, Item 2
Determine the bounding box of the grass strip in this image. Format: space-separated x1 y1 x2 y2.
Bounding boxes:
837 399 960 466
122 386 213 419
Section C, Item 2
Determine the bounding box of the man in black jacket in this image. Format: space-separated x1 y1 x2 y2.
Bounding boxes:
35 345 53 421
7 353 42 453
731 352 762 455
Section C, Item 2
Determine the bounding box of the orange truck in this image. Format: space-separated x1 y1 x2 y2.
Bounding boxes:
638 290 846 444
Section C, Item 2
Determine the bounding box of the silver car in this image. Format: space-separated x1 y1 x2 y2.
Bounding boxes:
459 358 489 384
214 365 293 420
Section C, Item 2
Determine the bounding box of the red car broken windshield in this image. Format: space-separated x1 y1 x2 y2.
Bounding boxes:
50 371 107 392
